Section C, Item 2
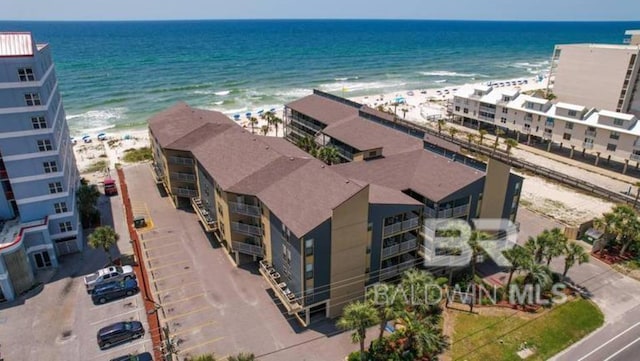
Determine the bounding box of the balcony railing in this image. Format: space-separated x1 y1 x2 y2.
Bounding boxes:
631 153 640 161
233 241 264 257
291 116 323 133
175 188 198 197
478 114 495 123
168 156 194 166
383 217 420 237
170 172 196 182
191 197 218 232
228 201 261 217
379 258 418 281
634 139 640 148
585 130 597 138
424 207 436 218
258 260 303 314
545 122 554 128
582 142 594 149
451 204 469 218
479 105 496 113
424 205 469 219
524 115 533 123
231 221 263 237
522 125 531 133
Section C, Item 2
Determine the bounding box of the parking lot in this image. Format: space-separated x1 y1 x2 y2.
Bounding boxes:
125 163 360 361
0 175 154 361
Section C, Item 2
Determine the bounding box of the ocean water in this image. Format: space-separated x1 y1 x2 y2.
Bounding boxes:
1 20 639 135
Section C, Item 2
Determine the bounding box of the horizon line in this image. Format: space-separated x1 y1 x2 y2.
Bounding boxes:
2 18 640 23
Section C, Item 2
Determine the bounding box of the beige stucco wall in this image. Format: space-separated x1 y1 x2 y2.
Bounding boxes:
479 159 510 219
327 185 370 318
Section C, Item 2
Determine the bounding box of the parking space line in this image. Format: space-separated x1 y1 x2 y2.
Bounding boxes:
152 269 193 282
170 320 218 337
155 281 201 298
89 297 138 312
89 339 150 360
143 241 181 252
147 259 191 271
164 306 211 322
140 235 174 246
145 251 187 263
178 336 224 354
90 307 145 326
160 292 205 307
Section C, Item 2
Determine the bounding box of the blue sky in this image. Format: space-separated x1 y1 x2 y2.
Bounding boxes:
2 0 640 21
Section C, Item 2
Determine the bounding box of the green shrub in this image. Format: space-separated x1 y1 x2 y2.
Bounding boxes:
435 277 449 287
122 147 152 163
83 160 108 173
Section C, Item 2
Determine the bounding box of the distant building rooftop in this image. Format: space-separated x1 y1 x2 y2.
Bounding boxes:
0 32 34 57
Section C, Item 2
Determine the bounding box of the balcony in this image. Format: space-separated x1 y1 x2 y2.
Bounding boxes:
523 115 533 123
191 198 217 232
631 153 640 161
582 142 594 149
478 114 495 123
522 125 531 133
585 130 597 138
381 234 419 259
231 221 262 237
383 216 420 237
169 156 194 166
175 187 197 198
545 121 554 129
228 201 261 217
633 139 640 149
424 207 436 218
170 172 196 182
291 117 323 133
151 163 164 184
232 241 264 257
259 260 303 314
379 257 418 281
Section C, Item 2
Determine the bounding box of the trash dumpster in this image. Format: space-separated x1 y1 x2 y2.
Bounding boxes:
133 216 146 228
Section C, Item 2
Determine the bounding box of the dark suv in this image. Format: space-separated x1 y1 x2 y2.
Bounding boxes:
97 321 145 349
92 279 139 304
110 352 153 361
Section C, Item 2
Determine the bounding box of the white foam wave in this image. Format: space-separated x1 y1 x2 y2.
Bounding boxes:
433 79 448 83
274 88 313 98
334 76 360 81
193 90 216 95
419 70 485 78
213 101 224 105
319 80 406 93
215 90 231 96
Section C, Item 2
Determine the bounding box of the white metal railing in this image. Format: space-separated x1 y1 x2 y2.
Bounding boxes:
228 201 261 217
231 221 262 237
585 130 597 137
631 153 640 161
451 204 469 217
233 241 264 257
582 142 594 149
478 114 495 123
383 217 420 237
382 244 400 258
424 207 436 218
170 172 196 182
400 237 418 251
258 260 302 313
169 156 194 166
633 139 640 148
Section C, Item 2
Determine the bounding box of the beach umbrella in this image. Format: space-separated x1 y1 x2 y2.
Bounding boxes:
270 108 276 112
82 135 91 143
234 114 240 120
245 112 252 118
97 133 107 141
257 109 264 114
394 97 405 104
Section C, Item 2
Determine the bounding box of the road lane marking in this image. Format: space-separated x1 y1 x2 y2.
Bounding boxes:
578 321 640 361
89 339 150 359
603 337 640 361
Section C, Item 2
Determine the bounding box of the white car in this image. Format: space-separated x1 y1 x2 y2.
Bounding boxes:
84 265 135 292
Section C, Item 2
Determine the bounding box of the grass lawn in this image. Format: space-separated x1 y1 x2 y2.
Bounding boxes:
451 298 603 361
122 147 152 163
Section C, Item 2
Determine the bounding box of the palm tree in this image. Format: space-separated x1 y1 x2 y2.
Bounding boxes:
401 269 439 317
296 135 317 154
271 115 283 137
317 146 340 165
188 354 216 361
594 205 640 256
399 311 448 359
525 232 550 264
503 246 532 286
544 227 568 266
468 231 490 277
634 181 640 207
337 301 380 359
228 353 255 361
563 242 590 278
448 127 458 140
466 133 476 147
88 226 120 265
77 183 101 228
437 119 446 135
366 283 403 341
260 124 270 136
493 128 505 154
478 129 488 146
248 116 259 134
401 108 408 119
504 138 518 155
523 261 552 290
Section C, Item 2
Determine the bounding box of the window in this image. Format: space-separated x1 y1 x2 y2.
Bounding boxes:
304 238 314 256
25 93 41 106
33 252 52 268
568 110 577 117
514 182 521 192
613 118 625 126
54 202 68 214
455 106 460 112
305 263 314 279
31 116 47 129
463 108 469 114
565 122 573 130
502 107 508 114
59 221 73 233
563 133 571 141
502 96 510 102
48 182 63 194
500 117 507 124
37 139 53 151
523 123 531 130
367 222 373 231
607 143 617 152
18 68 35 81
43 161 58 173
610 131 620 140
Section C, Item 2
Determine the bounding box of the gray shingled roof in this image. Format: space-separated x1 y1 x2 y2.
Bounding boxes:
332 149 484 202
258 160 365 237
286 94 359 125
368 184 423 206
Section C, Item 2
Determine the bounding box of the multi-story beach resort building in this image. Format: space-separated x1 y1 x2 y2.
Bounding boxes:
149 90 522 326
547 29 640 116
0 33 81 302
451 83 640 172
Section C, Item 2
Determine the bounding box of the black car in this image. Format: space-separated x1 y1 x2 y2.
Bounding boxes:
110 352 153 361
92 279 139 304
97 321 145 350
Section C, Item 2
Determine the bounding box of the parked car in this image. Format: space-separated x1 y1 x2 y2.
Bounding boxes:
84 265 135 292
110 352 153 361
92 279 139 305
97 321 145 350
